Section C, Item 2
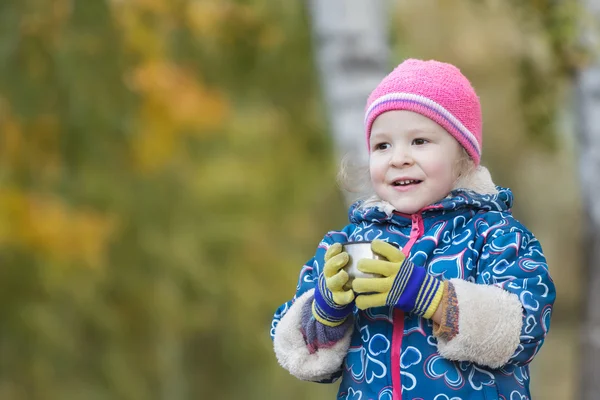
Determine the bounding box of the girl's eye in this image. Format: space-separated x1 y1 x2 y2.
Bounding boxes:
375 143 390 151
412 138 429 146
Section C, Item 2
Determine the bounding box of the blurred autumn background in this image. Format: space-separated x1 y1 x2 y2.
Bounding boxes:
0 0 594 399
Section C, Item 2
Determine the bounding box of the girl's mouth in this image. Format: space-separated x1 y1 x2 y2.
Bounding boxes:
392 179 422 187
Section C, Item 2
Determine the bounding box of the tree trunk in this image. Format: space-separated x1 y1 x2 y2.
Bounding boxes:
307 0 390 204
576 1 600 397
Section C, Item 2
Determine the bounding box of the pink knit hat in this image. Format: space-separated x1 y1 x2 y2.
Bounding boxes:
364 59 482 165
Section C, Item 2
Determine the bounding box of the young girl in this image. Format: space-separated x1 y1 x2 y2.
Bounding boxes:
271 59 555 399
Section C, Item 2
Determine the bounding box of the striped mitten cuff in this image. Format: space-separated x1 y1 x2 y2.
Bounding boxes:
312 274 353 327
386 259 445 319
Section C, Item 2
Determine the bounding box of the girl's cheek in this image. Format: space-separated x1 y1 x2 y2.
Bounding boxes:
369 157 386 171
433 163 456 186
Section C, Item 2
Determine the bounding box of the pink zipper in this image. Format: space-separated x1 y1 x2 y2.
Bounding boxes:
403 213 424 255
392 212 424 400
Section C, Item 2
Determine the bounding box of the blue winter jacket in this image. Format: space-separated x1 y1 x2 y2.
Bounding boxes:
272 188 555 400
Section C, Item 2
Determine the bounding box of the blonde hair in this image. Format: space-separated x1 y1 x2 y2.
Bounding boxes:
337 153 371 195
452 148 476 189
337 148 475 202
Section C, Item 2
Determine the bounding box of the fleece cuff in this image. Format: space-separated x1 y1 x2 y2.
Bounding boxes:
434 278 523 369
273 289 353 381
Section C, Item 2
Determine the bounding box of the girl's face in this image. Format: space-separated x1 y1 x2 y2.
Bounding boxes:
369 110 464 214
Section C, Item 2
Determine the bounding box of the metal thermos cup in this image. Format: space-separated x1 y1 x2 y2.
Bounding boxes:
342 241 383 289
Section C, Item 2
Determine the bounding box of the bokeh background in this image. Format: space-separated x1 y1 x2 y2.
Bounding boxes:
0 0 588 399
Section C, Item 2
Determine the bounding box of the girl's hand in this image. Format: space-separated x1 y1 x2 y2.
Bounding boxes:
312 243 355 327
322 243 355 306
352 240 444 319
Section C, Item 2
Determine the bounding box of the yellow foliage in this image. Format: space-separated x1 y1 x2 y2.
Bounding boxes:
110 0 169 59
186 1 228 38
0 188 117 267
132 108 178 171
131 61 227 129
110 0 230 172
186 1 283 49
129 61 228 171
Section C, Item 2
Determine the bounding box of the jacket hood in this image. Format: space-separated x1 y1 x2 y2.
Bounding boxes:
350 187 513 226
349 187 513 226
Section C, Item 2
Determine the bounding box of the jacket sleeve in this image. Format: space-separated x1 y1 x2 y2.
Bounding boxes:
435 227 556 369
271 229 354 382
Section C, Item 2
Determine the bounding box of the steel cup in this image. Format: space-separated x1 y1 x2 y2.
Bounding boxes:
342 241 384 290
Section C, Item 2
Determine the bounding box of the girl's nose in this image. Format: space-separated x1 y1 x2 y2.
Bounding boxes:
389 147 414 167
